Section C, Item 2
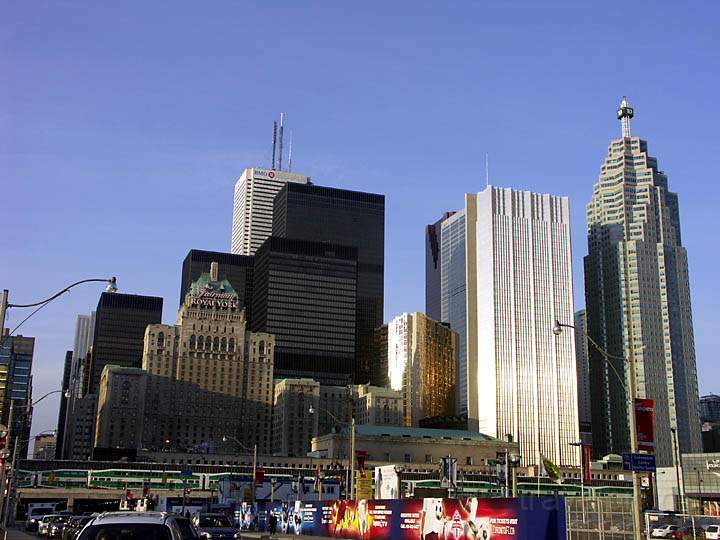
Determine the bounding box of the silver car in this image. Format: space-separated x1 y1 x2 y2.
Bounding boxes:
77 511 187 540
38 514 60 537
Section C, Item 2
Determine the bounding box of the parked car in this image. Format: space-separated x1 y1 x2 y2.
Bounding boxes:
192 513 238 540
652 525 680 538
174 515 200 540
38 514 60 537
48 515 71 538
26 507 54 531
62 516 93 540
706 525 720 540
76 511 186 540
673 526 706 539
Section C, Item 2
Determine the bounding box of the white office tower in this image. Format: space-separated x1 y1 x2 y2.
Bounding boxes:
230 167 310 255
467 186 579 467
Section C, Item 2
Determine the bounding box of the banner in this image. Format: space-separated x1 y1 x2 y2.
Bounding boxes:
635 399 655 452
582 445 592 484
440 457 457 489
355 471 373 500
273 497 566 540
374 466 400 500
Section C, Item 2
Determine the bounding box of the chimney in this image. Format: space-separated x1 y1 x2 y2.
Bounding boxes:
210 262 219 282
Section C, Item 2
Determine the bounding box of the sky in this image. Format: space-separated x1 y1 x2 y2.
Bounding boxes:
1 1 719 442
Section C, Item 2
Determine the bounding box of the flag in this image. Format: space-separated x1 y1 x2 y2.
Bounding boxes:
540 455 562 484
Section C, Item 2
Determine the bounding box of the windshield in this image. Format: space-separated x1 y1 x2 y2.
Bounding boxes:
52 516 68 523
77 524 172 540
31 509 52 516
198 516 232 528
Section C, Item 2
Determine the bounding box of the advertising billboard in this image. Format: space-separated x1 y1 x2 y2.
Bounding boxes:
271 497 566 540
635 398 655 452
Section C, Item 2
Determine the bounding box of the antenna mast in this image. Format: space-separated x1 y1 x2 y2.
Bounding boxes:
617 96 634 139
271 121 278 170
278 112 285 171
288 131 293 172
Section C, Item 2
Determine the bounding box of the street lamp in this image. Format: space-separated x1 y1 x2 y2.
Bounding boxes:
553 319 642 540
309 406 356 500
223 435 258 503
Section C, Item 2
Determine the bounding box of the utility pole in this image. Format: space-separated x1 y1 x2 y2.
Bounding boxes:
349 417 356 500
0 290 8 337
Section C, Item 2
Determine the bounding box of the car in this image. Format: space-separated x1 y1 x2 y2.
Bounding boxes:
174 515 200 540
39 514 60 537
48 515 71 538
652 525 681 538
62 516 93 540
706 525 720 540
76 511 187 540
673 526 706 539
192 513 238 540
26 507 54 531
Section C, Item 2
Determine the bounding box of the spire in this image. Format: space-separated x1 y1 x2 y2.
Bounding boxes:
617 96 634 138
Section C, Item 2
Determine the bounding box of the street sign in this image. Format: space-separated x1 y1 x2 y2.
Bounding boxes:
180 468 192 478
623 453 656 472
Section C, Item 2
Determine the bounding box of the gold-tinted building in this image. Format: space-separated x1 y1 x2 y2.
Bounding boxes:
387 312 456 427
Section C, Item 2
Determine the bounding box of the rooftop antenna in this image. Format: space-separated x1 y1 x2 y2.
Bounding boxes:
271 121 278 170
617 96 634 139
288 130 294 172
485 153 490 188
278 112 285 171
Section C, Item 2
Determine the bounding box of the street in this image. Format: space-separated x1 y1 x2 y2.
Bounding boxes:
3 528 36 540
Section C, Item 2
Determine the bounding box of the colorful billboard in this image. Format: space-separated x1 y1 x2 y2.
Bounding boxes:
635 398 655 452
270 497 566 540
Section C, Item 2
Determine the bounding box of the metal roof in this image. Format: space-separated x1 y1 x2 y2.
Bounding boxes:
352 425 504 443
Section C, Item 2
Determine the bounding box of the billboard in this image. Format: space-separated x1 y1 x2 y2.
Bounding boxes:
635 398 655 452
374 466 400 500
275 497 566 540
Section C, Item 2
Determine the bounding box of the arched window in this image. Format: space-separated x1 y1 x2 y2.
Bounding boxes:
205 336 212 350
229 338 235 352
213 337 220 351
221 337 227 351
190 335 196 349
258 340 265 355
157 332 165 348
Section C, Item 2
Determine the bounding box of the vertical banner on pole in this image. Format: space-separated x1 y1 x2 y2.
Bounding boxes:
582 445 592 484
635 399 655 452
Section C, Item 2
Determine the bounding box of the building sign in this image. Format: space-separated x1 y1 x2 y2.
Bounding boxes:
635 399 655 452
190 289 238 309
356 471 373 500
581 445 592 484
707 459 720 471
374 466 400 500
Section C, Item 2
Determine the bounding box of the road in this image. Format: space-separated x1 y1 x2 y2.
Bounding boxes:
4 528 35 540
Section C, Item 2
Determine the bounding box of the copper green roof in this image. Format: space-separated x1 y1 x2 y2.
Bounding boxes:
188 272 238 298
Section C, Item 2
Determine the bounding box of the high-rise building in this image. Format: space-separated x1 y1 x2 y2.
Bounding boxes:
440 210 468 415
87 293 163 394
425 212 455 322
179 250 254 317
272 378 320 457
0 332 34 458
466 186 579 467
54 351 72 459
251 237 358 385
574 310 592 437
32 434 57 461
352 384 403 427
700 395 720 424
272 183 385 384
230 168 310 256
371 324 389 388
387 312 457 427
584 99 701 466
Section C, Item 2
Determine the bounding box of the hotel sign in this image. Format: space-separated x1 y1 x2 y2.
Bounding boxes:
190 290 238 309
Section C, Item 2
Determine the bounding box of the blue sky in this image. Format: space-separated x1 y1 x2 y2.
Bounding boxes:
2 1 719 436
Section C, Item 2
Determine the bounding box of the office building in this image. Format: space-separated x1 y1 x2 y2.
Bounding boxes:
425 212 455 322
32 434 57 461
272 183 385 384
86 292 163 394
63 394 97 460
701 395 720 424
252 237 358 385
584 98 701 466
352 384 403 427
439 211 468 415
54 351 72 459
387 312 457 427
230 167 310 256
179 249 254 318
574 310 592 437
0 332 34 458
273 378 320 457
371 325 389 388
466 186 579 467
95 366 148 450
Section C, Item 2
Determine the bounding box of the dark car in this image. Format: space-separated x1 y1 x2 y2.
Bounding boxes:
48 515 71 539
174 515 200 540
192 513 237 540
673 526 706 539
62 516 93 540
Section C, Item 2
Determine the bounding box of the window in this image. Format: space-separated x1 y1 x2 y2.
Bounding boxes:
404 453 411 463
157 332 165 347
425 454 432 464
466 456 473 466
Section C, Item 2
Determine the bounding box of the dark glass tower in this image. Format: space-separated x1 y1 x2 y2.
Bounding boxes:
251 237 358 385
272 183 384 384
54 350 73 459
0 334 35 458
425 212 455 322
87 292 163 394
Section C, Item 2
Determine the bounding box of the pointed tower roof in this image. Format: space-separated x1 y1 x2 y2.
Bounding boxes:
617 96 635 138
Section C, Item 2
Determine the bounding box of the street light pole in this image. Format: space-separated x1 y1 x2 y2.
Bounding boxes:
223 435 257 502
553 320 642 540
309 405 355 500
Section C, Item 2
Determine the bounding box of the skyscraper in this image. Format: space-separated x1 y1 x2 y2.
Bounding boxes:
251 237 358 385
387 312 457 427
86 292 163 394
584 98 701 465
179 249 254 317
272 183 385 384
466 186 579 467
54 350 73 458
425 212 455 322
0 332 35 458
230 168 310 256
574 309 592 437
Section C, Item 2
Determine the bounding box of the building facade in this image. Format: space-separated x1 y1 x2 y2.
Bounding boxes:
584 99 701 466
54 351 72 459
574 309 592 437
467 186 579 467
352 384 403 427
95 366 148 450
425 212 455 322
32 434 57 461
701 395 720 424
0 332 34 458
387 312 457 427
273 378 320 457
272 183 385 385
230 167 310 256
371 325 389 388
252 237 358 385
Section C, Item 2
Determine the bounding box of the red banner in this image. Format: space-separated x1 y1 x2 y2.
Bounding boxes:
356 450 367 476
635 398 655 452
582 445 592 484
255 466 265 486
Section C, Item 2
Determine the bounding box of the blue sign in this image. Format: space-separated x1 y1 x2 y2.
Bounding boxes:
180 468 193 478
622 453 656 472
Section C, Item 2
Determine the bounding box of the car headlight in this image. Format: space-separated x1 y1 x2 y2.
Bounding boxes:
200 533 211 539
